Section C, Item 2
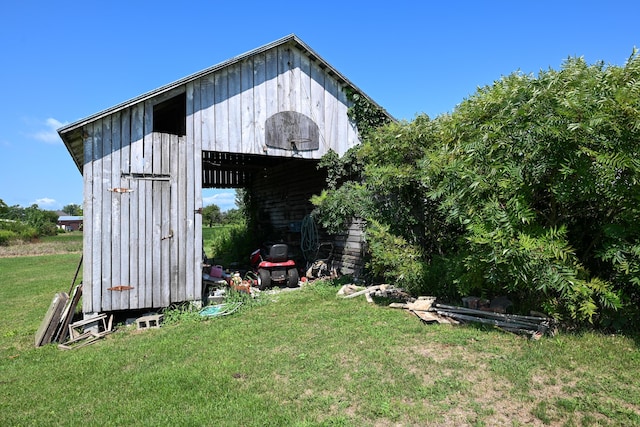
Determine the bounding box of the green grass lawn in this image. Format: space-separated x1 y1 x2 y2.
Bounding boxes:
1 251 639 426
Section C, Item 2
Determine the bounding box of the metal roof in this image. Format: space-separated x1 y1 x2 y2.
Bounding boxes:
58 34 391 171
58 216 83 221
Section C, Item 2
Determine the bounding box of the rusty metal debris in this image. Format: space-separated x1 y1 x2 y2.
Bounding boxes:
107 285 135 291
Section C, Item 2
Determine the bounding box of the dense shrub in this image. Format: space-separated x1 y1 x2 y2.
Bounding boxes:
0 220 38 244
0 229 17 246
314 50 640 328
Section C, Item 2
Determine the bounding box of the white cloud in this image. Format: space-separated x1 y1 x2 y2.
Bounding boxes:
203 190 237 212
34 197 57 207
31 118 67 144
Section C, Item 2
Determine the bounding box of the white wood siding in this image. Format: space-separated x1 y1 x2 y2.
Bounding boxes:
198 44 357 157
81 102 196 314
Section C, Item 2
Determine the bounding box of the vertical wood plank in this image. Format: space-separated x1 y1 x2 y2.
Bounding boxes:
310 60 326 154
277 45 291 112
185 83 196 301
170 134 180 302
129 103 143 309
299 52 312 119
101 117 112 312
241 58 255 154
299 51 312 159
201 74 215 151
228 63 241 153
91 120 103 313
324 75 339 152
161 133 171 306
214 69 229 152
290 47 301 114
110 111 123 310
337 86 349 156
192 80 203 303
152 132 162 307
143 101 153 308
119 108 131 310
253 52 267 154
82 124 94 314
265 49 278 156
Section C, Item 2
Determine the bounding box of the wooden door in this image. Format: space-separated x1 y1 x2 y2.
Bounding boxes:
123 133 179 309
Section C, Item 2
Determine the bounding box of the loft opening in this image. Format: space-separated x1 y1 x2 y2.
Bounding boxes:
153 92 186 135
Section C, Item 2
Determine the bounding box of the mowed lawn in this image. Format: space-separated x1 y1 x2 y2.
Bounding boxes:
1 249 639 426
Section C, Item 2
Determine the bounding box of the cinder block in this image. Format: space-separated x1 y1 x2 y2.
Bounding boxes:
136 314 163 330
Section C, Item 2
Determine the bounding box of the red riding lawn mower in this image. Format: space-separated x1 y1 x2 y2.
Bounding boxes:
250 243 299 290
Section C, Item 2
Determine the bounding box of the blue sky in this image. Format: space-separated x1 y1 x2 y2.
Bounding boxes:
1 1 638 212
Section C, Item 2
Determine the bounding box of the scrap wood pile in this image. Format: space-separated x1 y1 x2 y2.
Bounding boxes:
35 257 116 350
34 284 115 350
338 284 556 340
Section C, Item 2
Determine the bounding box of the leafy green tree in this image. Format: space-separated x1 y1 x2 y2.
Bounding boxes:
0 199 7 217
202 204 222 227
222 208 244 225
1 204 24 221
234 189 246 216
62 204 83 216
24 204 58 236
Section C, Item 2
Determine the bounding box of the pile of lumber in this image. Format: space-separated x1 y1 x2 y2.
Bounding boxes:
34 284 114 350
430 303 554 339
338 285 555 339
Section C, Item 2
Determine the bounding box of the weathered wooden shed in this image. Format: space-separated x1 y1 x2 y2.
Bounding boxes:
58 34 389 317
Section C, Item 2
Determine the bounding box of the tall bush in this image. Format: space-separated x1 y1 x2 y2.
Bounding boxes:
315 50 640 326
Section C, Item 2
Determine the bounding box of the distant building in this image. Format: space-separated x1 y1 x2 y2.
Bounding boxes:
57 216 83 231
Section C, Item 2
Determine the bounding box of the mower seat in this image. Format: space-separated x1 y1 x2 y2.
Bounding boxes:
266 244 288 262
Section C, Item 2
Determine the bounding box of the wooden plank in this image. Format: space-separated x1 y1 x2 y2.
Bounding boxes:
310 60 326 154
299 52 313 158
324 75 339 153
143 100 154 174
277 45 291 112
253 52 267 154
201 74 215 151
228 63 242 153
129 104 144 309
214 68 229 152
111 111 123 310
82 124 94 314
264 49 279 157
161 135 171 307
170 135 180 302
336 86 349 155
35 292 69 347
101 117 113 312
55 284 83 343
119 108 131 311
152 132 162 308
241 58 255 154
290 47 301 116
193 84 203 305
143 100 154 308
176 132 187 302
91 120 103 313
185 83 196 301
